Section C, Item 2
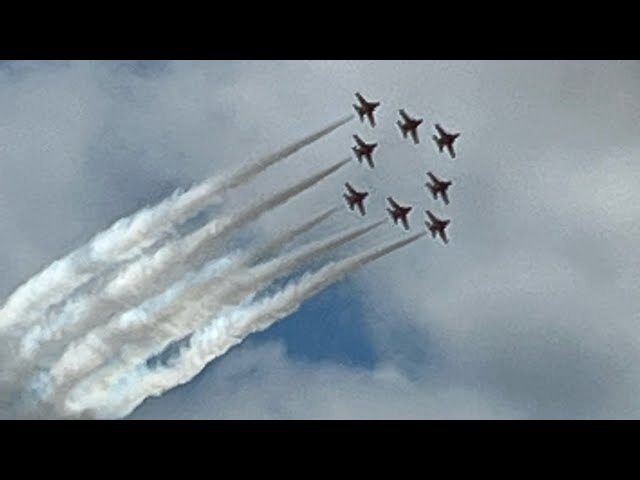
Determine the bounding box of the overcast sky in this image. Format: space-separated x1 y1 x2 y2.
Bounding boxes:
1 60 639 419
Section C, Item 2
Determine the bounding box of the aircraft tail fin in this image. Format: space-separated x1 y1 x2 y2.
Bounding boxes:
365 154 374 169
352 146 362 161
387 208 398 223
353 105 365 121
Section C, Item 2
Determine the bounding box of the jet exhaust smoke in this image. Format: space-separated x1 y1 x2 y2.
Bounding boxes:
245 207 339 266
63 232 425 418
18 159 349 365
216 115 353 191
40 208 339 400
98 115 354 261
48 220 384 399
0 116 352 334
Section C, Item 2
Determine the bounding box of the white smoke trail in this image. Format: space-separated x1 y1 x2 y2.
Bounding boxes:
92 115 354 261
0 115 352 334
19 160 349 364
64 232 426 418
9 208 337 410
245 207 339 266
47 220 384 402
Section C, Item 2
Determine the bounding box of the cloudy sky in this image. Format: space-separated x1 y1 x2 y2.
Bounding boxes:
1 60 639 419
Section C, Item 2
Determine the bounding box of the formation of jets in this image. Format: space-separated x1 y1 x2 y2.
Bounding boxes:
343 92 463 245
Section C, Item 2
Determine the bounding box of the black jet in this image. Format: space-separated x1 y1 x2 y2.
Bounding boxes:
352 134 378 168
343 182 369 216
425 171 452 205
425 210 450 244
353 92 380 127
396 109 424 144
386 196 413 230
432 124 460 159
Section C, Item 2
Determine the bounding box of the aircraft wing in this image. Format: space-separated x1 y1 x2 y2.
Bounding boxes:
353 135 365 147
401 216 410 230
356 200 366 216
387 197 400 209
355 92 366 105
439 229 449 244
446 144 456 159
427 172 438 184
366 111 376 127
365 153 374 169
345 182 356 195
435 124 447 137
441 190 450 205
399 109 411 122
426 210 438 224
410 129 420 144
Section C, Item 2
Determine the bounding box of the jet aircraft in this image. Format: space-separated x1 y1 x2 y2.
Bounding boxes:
425 210 450 244
344 182 369 216
353 92 380 127
352 134 378 168
432 123 460 159
425 171 452 205
397 109 423 144
386 196 413 230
